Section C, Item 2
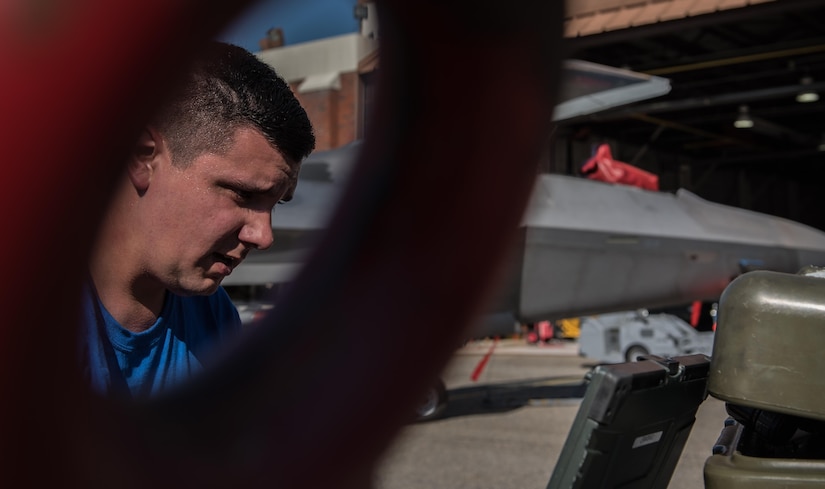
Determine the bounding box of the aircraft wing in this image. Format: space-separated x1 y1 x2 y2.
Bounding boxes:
552 59 671 122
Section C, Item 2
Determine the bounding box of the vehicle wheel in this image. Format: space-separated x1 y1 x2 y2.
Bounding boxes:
625 345 649 362
415 379 448 422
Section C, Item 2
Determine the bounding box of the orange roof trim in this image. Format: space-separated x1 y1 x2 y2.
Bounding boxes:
564 0 775 38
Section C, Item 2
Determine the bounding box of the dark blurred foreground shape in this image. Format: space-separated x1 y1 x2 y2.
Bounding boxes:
0 1 565 487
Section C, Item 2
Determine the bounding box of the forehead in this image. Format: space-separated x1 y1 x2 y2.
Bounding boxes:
193 126 300 182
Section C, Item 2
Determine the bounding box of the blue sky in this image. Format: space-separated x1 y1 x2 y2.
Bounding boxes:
218 0 360 52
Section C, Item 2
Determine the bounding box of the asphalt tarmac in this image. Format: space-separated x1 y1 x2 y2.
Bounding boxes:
373 338 728 489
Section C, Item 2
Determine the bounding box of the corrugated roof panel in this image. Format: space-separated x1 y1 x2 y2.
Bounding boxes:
563 0 779 38
567 0 639 17
578 12 613 36
631 0 673 26
589 8 624 34
604 4 647 31
659 0 698 21
716 0 749 10
563 15 582 37
689 0 721 15
565 13 596 38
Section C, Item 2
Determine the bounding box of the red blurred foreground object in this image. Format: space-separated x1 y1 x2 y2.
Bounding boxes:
581 143 659 191
0 1 564 488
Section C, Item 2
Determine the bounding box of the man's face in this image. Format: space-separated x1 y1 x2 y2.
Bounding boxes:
144 126 299 296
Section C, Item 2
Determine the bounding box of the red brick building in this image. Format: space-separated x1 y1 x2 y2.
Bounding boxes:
256 18 378 152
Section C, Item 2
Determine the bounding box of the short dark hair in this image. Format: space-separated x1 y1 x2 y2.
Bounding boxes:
153 41 315 166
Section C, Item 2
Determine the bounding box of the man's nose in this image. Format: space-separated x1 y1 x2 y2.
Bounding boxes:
239 210 274 250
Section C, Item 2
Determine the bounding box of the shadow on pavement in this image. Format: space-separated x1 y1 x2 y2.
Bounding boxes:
422 375 588 422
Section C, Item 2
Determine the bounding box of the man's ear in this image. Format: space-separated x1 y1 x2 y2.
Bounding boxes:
128 127 164 193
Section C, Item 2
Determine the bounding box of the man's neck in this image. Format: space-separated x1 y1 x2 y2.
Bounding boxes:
90 267 166 333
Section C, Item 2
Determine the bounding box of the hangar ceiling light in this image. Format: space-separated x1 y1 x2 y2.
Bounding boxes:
796 76 819 103
733 105 754 129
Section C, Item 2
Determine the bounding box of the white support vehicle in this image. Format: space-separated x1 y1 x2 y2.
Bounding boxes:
578 309 715 364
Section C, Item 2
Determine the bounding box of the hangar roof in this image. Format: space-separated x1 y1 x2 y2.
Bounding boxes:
561 0 825 168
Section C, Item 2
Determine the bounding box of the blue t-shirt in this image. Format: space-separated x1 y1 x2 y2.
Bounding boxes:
80 283 241 399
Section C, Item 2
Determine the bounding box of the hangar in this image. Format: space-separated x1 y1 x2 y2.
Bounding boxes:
557 0 825 230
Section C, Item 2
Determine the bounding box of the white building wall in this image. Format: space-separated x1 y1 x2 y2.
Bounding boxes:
255 32 378 83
